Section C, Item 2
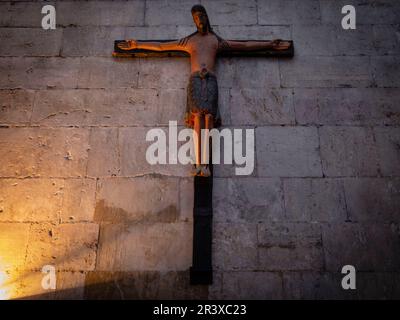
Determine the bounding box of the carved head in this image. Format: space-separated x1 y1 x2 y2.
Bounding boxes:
191 5 212 34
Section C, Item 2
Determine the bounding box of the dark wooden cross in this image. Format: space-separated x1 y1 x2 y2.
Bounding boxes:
113 5 293 285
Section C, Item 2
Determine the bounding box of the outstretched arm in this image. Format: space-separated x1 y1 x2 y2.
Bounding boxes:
118 39 187 52
221 39 290 52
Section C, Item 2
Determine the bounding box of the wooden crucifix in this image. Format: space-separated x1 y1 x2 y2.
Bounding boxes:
113 4 294 285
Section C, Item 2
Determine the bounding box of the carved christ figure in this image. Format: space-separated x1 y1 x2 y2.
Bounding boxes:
118 4 289 176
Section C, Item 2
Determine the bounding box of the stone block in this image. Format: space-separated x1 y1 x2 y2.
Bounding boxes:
320 126 379 177
257 222 323 271
373 24 400 56
258 0 320 25
213 177 284 223
230 88 295 125
138 58 190 89
78 57 139 88
280 56 373 88
25 222 99 271
61 178 96 223
217 57 280 89
216 25 291 41
202 0 257 26
0 127 89 178
32 88 160 126
0 28 62 56
84 270 208 299
0 57 80 89
344 178 400 222
374 127 400 176
62 26 125 57
87 128 120 177
57 0 145 26
220 271 283 299
256 126 322 177
96 222 192 271
119 127 191 177
371 56 400 88
322 222 400 272
213 222 258 270
145 0 198 26
283 178 347 222
320 0 400 25
0 89 34 124
0 2 45 27
94 176 181 223
0 222 30 270
0 178 63 222
294 88 400 126
292 25 374 56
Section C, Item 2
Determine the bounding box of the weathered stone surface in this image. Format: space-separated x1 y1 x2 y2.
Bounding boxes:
179 177 194 223
158 88 186 125
256 126 322 177
322 223 400 272
213 223 258 270
258 0 320 25
13 271 86 300
78 57 140 88
202 0 257 26
283 178 347 222
0 128 89 177
61 178 96 223
0 222 30 270
294 88 400 126
373 24 400 55
96 222 192 271
320 0 400 25
145 0 198 26
25 223 99 271
293 25 374 56
138 58 190 89
87 128 120 177
257 222 323 271
282 272 353 299
371 56 400 88
0 57 80 89
62 27 125 57
0 178 63 222
0 28 62 57
0 2 45 27
213 178 284 223
57 0 145 26
94 176 180 223
374 127 400 176
216 25 290 41
32 89 160 126
0 89 35 124
217 58 280 89
220 271 283 299
320 126 379 177
84 270 208 299
125 25 180 40
230 89 295 125
280 56 373 88
119 127 190 177
344 178 400 222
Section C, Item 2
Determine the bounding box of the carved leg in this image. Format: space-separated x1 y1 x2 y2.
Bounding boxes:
193 112 201 168
202 113 213 168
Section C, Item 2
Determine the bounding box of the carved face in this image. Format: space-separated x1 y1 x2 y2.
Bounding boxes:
192 11 209 34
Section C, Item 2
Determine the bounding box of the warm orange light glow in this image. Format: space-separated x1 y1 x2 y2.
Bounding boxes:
0 266 10 300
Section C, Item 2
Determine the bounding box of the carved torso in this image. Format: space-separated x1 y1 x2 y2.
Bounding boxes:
183 32 220 73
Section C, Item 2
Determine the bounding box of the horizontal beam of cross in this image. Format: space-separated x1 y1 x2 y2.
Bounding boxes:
113 40 294 58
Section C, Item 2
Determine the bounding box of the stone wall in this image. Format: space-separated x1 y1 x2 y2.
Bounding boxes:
0 0 399 299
